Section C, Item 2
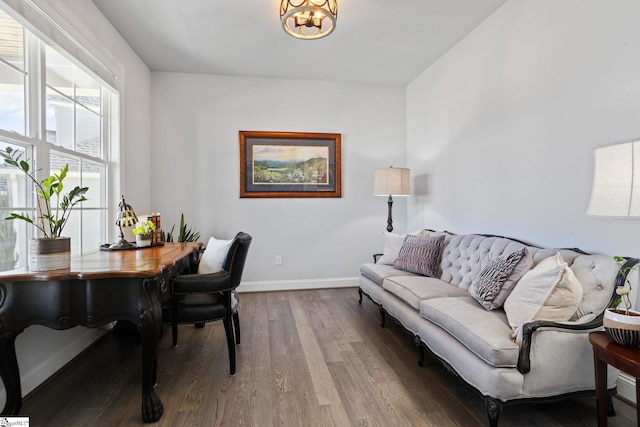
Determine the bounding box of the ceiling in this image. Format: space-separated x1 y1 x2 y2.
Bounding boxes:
92 0 507 86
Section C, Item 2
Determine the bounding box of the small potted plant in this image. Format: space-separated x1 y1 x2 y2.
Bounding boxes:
604 256 640 347
132 219 156 247
1 147 88 271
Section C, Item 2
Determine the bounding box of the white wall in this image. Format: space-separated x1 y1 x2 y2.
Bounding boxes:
151 73 407 289
406 0 640 402
1 0 152 402
407 0 640 256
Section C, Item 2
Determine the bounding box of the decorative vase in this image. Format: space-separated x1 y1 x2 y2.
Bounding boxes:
604 308 640 347
29 237 71 272
136 234 152 247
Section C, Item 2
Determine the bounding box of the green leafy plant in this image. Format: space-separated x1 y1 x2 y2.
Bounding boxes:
132 219 156 236
161 213 200 242
0 147 88 239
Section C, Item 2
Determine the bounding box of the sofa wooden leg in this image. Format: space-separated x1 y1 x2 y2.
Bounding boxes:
379 307 386 328
607 394 616 417
358 288 363 304
415 336 425 367
484 397 502 427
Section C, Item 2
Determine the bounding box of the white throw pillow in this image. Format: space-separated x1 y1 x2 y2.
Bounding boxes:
377 232 406 265
198 236 233 274
503 252 583 343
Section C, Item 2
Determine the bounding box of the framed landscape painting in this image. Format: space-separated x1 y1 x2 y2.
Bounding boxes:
239 131 342 198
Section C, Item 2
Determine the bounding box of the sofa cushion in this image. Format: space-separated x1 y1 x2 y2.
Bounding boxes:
394 234 446 277
503 253 583 342
360 263 418 287
419 296 520 368
468 247 532 310
382 276 468 310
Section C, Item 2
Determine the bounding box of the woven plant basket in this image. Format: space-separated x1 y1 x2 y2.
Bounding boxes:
29 237 71 272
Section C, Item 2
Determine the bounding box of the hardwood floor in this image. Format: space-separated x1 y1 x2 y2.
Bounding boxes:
20 288 637 426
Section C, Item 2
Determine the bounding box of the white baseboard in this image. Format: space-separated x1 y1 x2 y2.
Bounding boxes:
237 277 358 292
617 373 636 404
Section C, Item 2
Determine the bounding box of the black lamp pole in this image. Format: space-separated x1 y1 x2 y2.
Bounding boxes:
386 195 394 232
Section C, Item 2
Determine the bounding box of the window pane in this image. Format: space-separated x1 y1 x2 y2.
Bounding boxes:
0 9 25 135
46 46 103 155
0 9 24 71
46 87 74 148
0 141 32 271
81 159 104 208
76 104 101 158
81 209 103 251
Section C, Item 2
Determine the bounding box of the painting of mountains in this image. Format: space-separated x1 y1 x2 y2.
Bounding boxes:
252 145 329 185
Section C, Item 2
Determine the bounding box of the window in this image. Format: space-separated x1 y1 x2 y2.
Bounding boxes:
0 6 118 271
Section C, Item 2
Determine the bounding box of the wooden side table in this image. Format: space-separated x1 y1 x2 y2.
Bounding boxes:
590 331 640 426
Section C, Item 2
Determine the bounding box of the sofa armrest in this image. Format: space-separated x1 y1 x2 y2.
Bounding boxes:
517 315 603 373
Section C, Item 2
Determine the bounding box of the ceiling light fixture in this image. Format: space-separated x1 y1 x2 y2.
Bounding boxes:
280 0 338 40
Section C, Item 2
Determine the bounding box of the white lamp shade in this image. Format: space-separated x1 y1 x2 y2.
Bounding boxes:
373 167 411 196
587 140 640 217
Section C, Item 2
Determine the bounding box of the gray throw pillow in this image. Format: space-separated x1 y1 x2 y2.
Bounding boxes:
393 234 446 277
469 247 531 311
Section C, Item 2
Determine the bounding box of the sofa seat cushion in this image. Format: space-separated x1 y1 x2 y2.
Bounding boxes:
382 276 468 310
420 296 519 368
360 263 418 287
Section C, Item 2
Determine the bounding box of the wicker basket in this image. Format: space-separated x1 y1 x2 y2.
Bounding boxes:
29 237 71 272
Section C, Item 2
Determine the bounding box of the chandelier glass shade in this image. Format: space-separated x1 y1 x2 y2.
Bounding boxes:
280 0 338 40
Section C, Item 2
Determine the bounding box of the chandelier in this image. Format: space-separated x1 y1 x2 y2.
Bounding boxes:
280 0 338 40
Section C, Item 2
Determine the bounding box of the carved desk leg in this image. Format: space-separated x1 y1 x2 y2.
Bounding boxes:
0 331 22 415
139 283 163 423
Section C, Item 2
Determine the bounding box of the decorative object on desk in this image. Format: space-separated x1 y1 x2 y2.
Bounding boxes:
132 218 157 247
604 308 640 347
0 146 88 271
161 213 200 243
373 166 411 232
239 130 341 198
280 0 338 40
109 195 138 250
604 255 640 346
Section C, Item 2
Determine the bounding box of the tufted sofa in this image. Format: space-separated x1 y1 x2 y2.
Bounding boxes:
358 230 639 426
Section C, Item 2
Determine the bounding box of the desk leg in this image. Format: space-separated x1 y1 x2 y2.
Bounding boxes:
594 351 608 427
0 332 22 415
140 304 163 423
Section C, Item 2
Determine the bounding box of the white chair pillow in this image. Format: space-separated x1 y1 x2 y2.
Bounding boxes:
198 236 233 274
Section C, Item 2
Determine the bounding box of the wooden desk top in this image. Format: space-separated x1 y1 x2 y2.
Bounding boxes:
0 242 202 282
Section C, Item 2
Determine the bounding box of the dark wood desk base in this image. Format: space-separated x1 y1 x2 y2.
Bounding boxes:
590 331 640 427
0 243 200 423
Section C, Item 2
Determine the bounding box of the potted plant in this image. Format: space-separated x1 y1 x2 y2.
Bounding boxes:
604 256 640 347
132 219 156 247
0 147 88 271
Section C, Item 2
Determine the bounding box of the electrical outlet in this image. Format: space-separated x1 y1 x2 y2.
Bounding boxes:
275 255 283 266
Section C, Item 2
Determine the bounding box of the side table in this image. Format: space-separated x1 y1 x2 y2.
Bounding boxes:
589 331 640 426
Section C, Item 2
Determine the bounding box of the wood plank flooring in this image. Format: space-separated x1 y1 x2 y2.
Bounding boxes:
20 288 637 426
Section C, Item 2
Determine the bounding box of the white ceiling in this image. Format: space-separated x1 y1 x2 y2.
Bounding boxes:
92 0 507 86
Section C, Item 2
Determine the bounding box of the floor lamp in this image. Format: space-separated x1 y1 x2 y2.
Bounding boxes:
374 167 411 232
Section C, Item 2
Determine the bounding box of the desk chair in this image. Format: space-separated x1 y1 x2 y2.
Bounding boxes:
167 232 252 375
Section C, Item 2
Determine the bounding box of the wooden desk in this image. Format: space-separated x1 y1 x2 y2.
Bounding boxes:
0 243 200 423
590 331 640 426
